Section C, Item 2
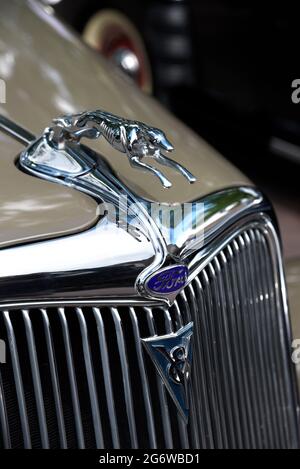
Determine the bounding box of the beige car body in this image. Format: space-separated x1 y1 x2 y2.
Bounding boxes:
0 0 250 248
0 0 299 384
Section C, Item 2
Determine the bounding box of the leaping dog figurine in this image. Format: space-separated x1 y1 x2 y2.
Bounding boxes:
49 110 197 188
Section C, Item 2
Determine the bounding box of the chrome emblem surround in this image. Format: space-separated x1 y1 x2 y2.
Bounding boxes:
142 322 194 422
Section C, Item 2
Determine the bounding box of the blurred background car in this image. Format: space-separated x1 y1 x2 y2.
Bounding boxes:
53 1 300 153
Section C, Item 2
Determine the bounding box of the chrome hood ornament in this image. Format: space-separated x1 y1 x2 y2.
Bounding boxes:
142 322 194 422
46 110 196 188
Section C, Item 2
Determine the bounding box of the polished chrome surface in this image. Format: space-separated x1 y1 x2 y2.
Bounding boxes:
0 216 299 448
21 110 196 188
0 186 268 306
20 126 168 305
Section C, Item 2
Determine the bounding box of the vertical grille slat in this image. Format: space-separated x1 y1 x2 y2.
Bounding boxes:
252 232 284 447
21 310 49 449
57 308 85 449
199 270 228 448
259 231 298 447
129 307 157 449
76 308 104 449
0 372 10 448
3 310 32 449
40 309 67 449
220 247 254 447
185 287 212 449
209 259 237 448
226 244 255 448
110 307 138 449
231 239 262 448
247 231 280 446
241 232 273 447
234 237 264 448
93 307 120 449
0 220 298 449
214 254 245 448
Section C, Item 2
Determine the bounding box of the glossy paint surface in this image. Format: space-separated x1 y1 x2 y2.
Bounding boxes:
0 134 98 247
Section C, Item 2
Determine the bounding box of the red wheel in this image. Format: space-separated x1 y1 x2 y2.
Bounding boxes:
82 9 153 94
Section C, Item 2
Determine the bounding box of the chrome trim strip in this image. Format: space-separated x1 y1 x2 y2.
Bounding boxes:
0 115 35 146
0 187 269 306
0 299 162 310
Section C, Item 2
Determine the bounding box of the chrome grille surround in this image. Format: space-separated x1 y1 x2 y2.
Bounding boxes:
0 214 299 449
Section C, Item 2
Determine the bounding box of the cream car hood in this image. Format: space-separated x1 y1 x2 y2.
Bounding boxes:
0 0 250 248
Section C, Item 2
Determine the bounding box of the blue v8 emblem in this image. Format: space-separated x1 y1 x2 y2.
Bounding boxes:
142 322 193 422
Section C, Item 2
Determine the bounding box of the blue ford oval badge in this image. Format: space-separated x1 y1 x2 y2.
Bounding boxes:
146 265 189 295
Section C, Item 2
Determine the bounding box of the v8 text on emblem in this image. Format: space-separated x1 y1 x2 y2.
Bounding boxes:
142 322 193 421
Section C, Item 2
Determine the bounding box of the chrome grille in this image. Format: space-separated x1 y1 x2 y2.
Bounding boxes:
0 222 299 448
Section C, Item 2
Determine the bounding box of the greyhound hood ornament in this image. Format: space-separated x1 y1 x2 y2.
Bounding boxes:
39 110 197 188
